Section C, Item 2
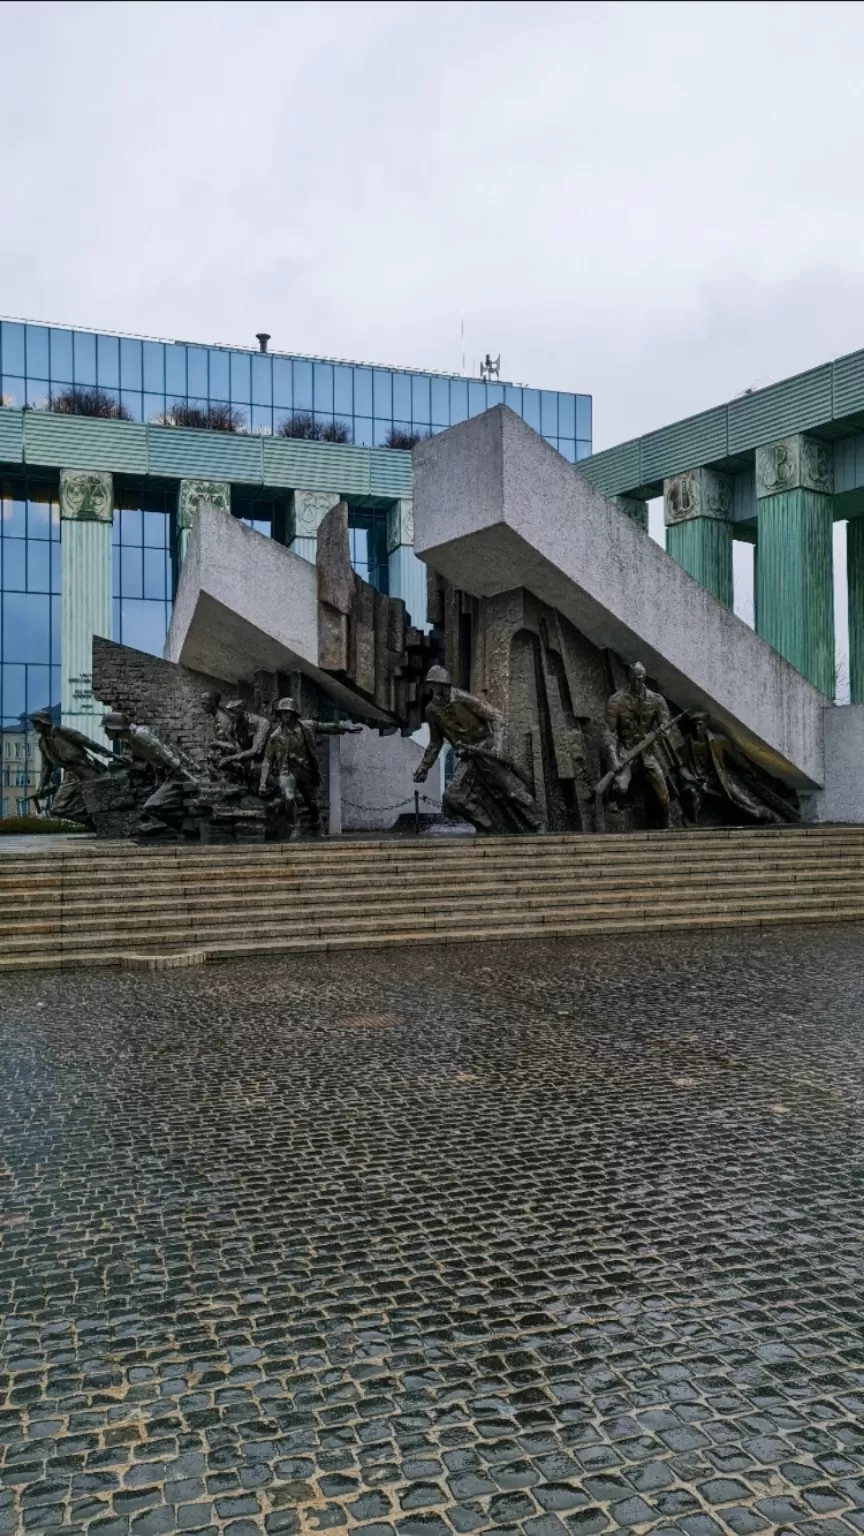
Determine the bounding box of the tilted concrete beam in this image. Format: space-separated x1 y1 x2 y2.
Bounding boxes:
413 407 826 787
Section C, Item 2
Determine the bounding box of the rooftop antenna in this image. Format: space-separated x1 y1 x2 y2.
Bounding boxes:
460 315 465 375
256 332 271 353
480 353 500 382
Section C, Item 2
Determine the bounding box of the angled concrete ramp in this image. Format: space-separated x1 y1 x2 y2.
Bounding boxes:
413 407 826 788
165 503 392 720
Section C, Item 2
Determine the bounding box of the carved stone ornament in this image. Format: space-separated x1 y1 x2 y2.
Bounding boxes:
292 490 340 540
663 468 732 526
386 498 415 554
178 479 231 531
755 435 833 499
59 469 113 523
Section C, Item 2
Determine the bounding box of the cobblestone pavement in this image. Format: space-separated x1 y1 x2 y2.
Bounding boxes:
3 928 864 1536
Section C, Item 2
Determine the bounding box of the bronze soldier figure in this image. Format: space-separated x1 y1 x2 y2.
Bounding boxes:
603 662 673 828
101 712 198 829
29 711 115 825
413 666 544 834
258 697 360 836
681 712 799 825
215 698 272 788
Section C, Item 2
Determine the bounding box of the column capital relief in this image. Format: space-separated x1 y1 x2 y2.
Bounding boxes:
291 490 340 540
755 434 833 498
59 469 113 523
663 467 732 527
178 479 231 530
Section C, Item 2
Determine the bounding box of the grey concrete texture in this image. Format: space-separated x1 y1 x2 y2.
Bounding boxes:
810 704 864 822
92 636 230 774
166 505 384 720
340 729 441 831
413 409 827 788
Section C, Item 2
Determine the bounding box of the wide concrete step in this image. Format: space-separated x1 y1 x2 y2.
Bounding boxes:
4 869 864 935
2 887 863 957
2 901 864 972
2 842 864 895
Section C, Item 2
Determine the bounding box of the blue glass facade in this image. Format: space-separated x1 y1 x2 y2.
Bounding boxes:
0 319 592 462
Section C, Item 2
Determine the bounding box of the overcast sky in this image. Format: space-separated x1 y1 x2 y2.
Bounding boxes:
3 0 864 455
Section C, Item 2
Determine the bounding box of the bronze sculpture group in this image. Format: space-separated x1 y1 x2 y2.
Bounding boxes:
30 657 797 842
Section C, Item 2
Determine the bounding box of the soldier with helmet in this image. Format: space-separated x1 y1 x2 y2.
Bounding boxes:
413 665 544 834
259 697 361 835
602 662 673 828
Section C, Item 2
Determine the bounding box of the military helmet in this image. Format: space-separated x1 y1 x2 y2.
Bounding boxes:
425 665 452 686
223 697 245 714
276 697 298 713
628 662 647 680
102 711 130 732
29 710 53 728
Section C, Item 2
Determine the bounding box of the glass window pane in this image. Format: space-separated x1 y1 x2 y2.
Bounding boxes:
486 383 504 409
50 328 73 383
144 393 165 423
411 374 431 424
97 333 120 388
27 665 51 717
2 322 25 375
144 547 167 600
373 370 392 419
431 378 450 425
26 380 49 409
112 544 120 587
3 540 25 589
121 392 143 422
272 358 292 408
121 544 143 598
187 347 208 397
118 599 168 657
354 368 372 415
353 417 373 446
393 374 411 420
209 349 230 401
51 596 59 662
118 506 143 544
541 390 558 435
3 593 50 662
73 331 97 386
2 490 27 537
504 384 523 414
252 354 273 406
558 393 575 438
143 341 165 394
120 338 143 391
293 360 312 410
334 365 352 414
142 510 168 548
2 377 26 407
559 439 576 463
252 404 273 433
27 494 54 540
273 407 291 436
2 664 26 724
576 439 592 461
313 363 333 414
228 352 250 403
522 388 540 430
166 345 187 397
468 381 487 418
51 542 60 590
450 380 468 424
26 326 50 378
27 542 50 592
112 597 121 641
373 419 392 446
576 396 592 441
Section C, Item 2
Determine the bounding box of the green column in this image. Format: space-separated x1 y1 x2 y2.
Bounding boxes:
177 479 231 567
60 470 113 743
755 435 834 697
663 468 733 606
847 519 864 703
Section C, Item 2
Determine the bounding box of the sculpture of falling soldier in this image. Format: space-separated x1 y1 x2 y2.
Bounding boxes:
413 666 545 834
259 697 361 837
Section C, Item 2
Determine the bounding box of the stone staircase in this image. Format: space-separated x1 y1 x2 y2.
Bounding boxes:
1 826 864 973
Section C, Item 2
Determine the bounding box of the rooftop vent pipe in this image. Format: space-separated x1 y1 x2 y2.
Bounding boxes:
256 333 271 353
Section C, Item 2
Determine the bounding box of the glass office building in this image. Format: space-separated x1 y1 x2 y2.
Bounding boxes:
0 317 592 813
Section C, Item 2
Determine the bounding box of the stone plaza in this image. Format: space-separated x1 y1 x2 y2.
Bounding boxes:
2 926 864 1535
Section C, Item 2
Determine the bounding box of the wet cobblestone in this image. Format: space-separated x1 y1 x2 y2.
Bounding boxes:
2 926 864 1535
